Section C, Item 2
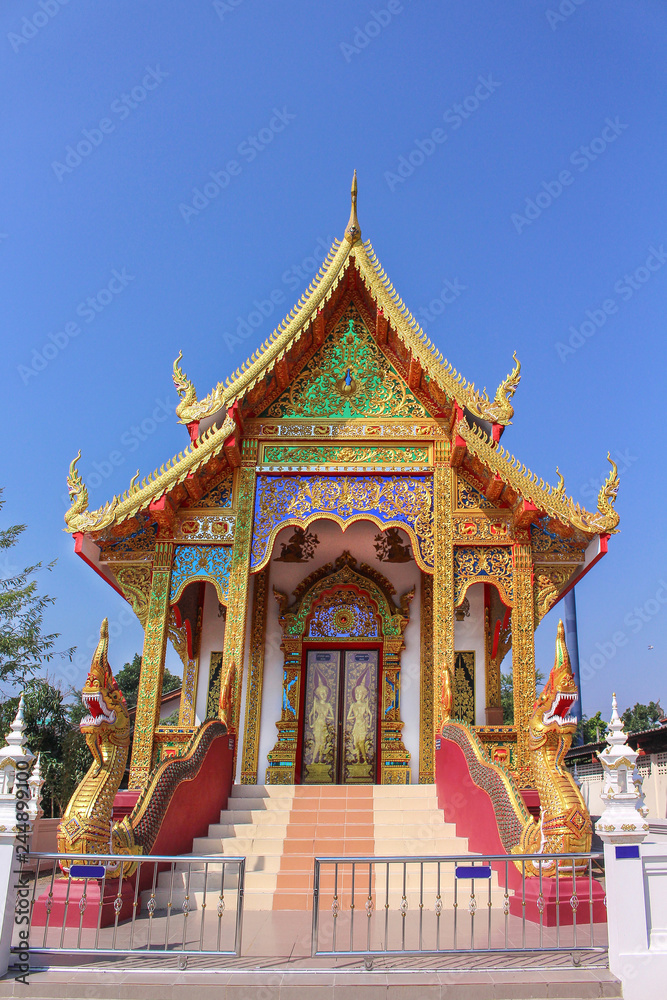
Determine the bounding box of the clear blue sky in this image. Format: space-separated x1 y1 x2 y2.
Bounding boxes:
2 0 666 721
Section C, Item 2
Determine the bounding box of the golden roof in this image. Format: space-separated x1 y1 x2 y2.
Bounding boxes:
172 176 522 429
64 176 619 539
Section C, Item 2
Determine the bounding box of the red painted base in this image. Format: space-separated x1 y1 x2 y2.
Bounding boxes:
32 877 137 928
510 877 606 926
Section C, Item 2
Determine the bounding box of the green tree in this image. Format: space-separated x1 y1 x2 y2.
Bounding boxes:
501 666 546 725
0 678 88 817
115 653 181 708
577 710 608 744
0 491 74 685
621 701 664 733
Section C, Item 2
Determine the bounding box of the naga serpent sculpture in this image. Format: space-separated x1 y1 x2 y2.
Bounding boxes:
441 620 591 875
57 619 228 876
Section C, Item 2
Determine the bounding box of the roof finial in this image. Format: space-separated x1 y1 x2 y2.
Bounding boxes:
345 170 361 244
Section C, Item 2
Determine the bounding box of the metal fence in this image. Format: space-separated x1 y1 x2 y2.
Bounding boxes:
18 852 245 966
311 853 607 959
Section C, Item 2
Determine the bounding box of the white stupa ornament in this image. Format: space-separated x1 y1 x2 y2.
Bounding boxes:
0 695 35 792
0 694 38 835
28 752 44 821
595 693 649 844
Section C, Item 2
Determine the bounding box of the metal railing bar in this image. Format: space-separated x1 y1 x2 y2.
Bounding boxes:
58 875 73 951
42 863 56 950
147 862 159 952
521 860 526 950
235 858 245 958
198 861 209 952
110 861 125 951
366 861 372 955
310 859 319 959
556 857 561 949
128 866 141 951
164 861 176 949
349 860 355 953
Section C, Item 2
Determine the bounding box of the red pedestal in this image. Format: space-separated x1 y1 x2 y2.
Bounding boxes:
520 789 541 821
111 790 141 822
510 877 607 926
32 877 137 928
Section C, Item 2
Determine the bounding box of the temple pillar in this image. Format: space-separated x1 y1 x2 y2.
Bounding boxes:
484 584 503 725
380 638 410 784
433 440 455 737
221 441 258 743
240 565 268 784
511 541 537 783
129 541 174 788
419 571 434 783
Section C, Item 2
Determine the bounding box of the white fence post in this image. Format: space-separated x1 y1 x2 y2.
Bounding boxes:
0 696 39 979
597 694 666 996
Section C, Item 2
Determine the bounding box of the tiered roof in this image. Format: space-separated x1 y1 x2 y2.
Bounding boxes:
65 175 619 544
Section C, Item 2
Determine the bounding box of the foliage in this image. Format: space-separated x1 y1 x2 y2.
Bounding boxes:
115 653 181 708
161 709 180 726
576 711 608 745
0 491 74 685
0 678 88 818
501 666 545 726
621 701 664 734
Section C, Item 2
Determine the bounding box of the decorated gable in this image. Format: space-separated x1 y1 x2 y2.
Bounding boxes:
262 304 428 419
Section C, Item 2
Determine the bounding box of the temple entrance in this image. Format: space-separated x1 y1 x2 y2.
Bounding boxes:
300 648 379 785
266 551 414 785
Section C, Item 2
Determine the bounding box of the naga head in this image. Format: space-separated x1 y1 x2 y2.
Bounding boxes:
530 620 578 746
81 619 130 751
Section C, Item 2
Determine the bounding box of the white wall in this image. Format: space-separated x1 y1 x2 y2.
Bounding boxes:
255 518 423 783
454 582 486 725
195 582 226 724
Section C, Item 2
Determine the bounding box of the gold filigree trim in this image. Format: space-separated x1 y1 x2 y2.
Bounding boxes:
458 420 620 535
65 414 235 534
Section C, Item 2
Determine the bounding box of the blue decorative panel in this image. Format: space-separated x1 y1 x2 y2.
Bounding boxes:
170 545 232 604
250 475 434 572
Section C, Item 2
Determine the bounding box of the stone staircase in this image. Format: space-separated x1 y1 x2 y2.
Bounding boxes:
142 783 505 912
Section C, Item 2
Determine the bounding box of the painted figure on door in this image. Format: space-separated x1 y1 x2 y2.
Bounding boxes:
309 681 334 763
347 681 372 763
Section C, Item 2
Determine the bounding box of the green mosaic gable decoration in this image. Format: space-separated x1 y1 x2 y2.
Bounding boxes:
263 305 428 419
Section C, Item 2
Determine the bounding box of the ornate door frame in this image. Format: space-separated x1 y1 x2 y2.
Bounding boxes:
266 551 414 784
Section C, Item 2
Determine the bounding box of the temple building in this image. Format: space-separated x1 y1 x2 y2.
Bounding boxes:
64 175 620 795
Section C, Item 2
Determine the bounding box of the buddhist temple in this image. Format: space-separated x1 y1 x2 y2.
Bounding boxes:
63 173 620 804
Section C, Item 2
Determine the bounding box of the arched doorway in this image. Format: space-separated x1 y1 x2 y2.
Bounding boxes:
300 586 382 784
266 552 414 784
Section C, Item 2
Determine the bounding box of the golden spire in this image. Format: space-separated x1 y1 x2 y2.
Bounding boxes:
345 169 361 244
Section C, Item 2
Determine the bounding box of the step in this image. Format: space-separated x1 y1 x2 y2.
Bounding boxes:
229 784 296 798
183 783 480 911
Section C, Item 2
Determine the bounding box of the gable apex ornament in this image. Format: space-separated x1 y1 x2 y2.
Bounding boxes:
345 169 361 244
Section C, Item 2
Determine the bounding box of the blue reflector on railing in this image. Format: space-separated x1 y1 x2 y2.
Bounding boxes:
615 845 640 860
69 865 106 879
455 866 491 879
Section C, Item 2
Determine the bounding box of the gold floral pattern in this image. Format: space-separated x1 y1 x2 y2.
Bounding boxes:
264 306 427 419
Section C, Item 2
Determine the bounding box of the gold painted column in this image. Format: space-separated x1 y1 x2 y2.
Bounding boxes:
433 440 455 738
129 541 174 788
380 638 411 784
511 541 537 784
240 565 268 784
419 571 434 783
221 440 258 739
484 587 503 726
